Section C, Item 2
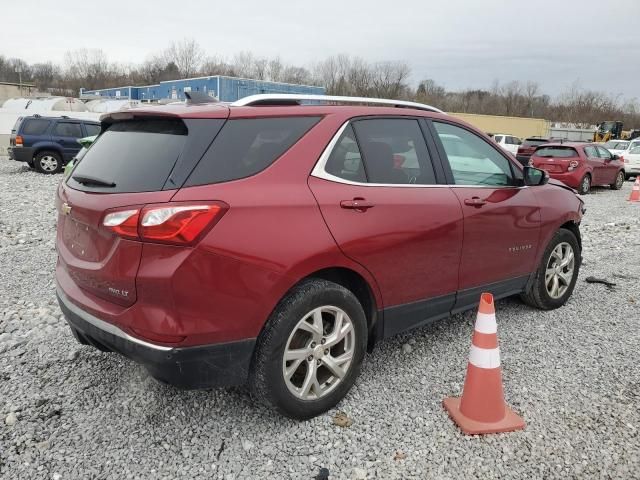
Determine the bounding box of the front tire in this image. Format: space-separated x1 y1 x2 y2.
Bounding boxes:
34 151 62 174
521 228 580 310
610 171 624 190
577 174 591 195
249 279 367 420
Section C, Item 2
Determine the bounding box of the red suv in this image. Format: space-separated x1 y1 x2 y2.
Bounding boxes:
530 142 625 194
56 94 584 419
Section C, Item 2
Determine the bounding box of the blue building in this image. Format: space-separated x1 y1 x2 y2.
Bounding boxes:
80 76 325 102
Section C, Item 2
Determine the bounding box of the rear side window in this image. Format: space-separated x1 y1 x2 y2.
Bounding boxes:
325 125 366 183
11 117 23 134
68 118 188 193
21 119 51 135
185 117 320 186
535 147 579 158
84 123 101 137
53 122 83 138
352 118 436 185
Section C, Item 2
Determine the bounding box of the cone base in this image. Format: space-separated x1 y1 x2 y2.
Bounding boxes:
443 397 525 435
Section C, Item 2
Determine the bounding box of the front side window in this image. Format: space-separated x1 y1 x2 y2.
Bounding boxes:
433 122 514 187
352 118 436 185
596 146 612 159
53 122 83 138
494 135 504 143
584 146 599 158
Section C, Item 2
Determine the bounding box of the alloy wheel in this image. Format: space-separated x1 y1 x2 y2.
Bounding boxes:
40 155 59 172
282 306 355 400
545 242 575 299
616 172 624 189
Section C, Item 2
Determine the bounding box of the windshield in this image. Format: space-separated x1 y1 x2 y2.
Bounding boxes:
523 139 548 147
603 141 627 149
598 121 617 133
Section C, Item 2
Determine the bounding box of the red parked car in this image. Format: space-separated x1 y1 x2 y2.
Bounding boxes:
530 142 625 194
515 137 549 165
56 94 584 419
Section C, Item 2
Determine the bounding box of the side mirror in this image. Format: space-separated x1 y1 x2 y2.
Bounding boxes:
523 166 549 186
612 154 619 160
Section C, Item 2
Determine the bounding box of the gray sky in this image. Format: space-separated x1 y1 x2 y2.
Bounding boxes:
3 0 639 99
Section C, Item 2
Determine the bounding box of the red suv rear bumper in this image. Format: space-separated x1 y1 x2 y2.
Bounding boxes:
57 286 256 388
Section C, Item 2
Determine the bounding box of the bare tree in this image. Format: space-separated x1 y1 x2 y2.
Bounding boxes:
163 39 204 78
370 61 411 98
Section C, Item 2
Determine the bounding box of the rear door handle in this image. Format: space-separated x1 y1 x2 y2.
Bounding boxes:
464 197 487 207
340 198 375 211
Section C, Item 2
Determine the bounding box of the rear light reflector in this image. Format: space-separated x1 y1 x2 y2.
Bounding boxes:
102 202 228 245
15 135 23 147
103 209 140 239
140 204 224 244
131 327 185 344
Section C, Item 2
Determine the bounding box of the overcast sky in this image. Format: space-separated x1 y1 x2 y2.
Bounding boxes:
3 0 639 99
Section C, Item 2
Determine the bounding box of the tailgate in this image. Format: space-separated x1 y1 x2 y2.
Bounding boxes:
56 113 228 307
57 184 175 306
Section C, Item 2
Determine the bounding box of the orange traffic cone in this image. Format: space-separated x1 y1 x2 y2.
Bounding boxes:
443 293 525 434
629 177 640 202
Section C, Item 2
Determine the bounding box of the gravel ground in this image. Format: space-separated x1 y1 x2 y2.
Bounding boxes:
1 155 639 480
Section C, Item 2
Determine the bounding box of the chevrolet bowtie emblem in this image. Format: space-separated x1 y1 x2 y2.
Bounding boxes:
62 202 72 215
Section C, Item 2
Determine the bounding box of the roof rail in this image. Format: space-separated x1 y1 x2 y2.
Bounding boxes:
231 94 445 113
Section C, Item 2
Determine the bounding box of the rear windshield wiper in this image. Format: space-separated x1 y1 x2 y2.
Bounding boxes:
72 174 116 188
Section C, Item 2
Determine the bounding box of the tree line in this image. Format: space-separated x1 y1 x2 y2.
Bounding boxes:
1 39 638 128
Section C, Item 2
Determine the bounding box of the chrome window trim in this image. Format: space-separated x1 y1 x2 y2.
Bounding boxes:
57 286 173 352
310 121 526 189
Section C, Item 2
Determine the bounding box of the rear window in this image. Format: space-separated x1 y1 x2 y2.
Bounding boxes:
534 147 579 158
522 138 548 147
68 118 189 193
184 117 320 186
21 118 51 135
84 123 101 137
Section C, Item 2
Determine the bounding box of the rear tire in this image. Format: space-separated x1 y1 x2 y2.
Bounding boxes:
577 174 591 195
610 171 624 190
521 228 580 310
249 279 367 420
34 151 62 174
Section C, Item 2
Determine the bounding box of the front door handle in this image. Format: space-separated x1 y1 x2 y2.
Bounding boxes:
340 198 375 212
464 197 487 207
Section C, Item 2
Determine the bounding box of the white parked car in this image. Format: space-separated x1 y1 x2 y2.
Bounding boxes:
492 133 522 156
622 146 640 179
602 140 629 156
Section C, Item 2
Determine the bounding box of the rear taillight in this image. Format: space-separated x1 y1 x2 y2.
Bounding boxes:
102 202 228 245
15 135 23 147
620 156 627 163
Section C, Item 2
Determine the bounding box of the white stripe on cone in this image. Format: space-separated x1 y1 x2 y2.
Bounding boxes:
468 345 501 369
474 312 497 334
